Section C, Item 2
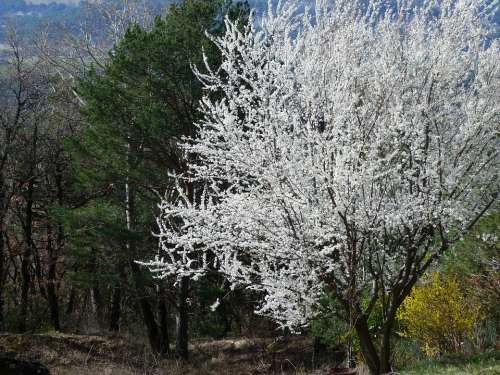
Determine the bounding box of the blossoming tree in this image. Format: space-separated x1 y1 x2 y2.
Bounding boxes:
144 0 499 373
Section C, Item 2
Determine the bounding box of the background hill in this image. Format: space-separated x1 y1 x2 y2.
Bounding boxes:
2 0 498 45
0 0 174 44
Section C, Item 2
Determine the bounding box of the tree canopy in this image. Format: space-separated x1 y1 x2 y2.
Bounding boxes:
146 0 499 373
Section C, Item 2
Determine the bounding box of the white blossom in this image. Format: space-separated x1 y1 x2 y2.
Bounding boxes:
143 0 499 331
210 298 221 312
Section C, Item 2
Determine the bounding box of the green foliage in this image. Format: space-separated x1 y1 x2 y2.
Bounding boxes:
62 0 251 340
75 0 245 185
4 294 53 333
309 291 386 362
189 277 252 339
190 280 228 338
71 0 233 238
310 213 498 366
71 0 250 233
309 292 349 350
440 212 499 275
60 202 129 286
439 211 500 337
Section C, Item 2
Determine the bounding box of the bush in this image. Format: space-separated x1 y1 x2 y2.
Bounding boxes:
309 293 349 350
438 212 499 349
397 273 482 357
309 291 386 368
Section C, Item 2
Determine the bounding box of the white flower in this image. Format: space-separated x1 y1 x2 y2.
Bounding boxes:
210 298 221 312
144 0 499 331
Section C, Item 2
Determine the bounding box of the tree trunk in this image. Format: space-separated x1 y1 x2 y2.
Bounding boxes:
109 278 122 332
379 328 392 374
354 314 380 375
0 223 4 332
158 282 170 355
109 260 125 332
379 309 398 374
46 223 60 331
218 280 231 338
20 118 39 333
125 180 161 353
89 247 104 330
130 260 161 353
33 246 47 299
176 276 189 361
91 286 104 330
109 285 121 332
46 163 64 331
66 287 76 316
19 177 35 333
0 174 5 332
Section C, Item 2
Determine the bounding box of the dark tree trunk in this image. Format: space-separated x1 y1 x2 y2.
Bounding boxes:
109 283 122 332
33 247 47 299
109 261 125 332
130 260 161 353
125 181 161 353
66 287 76 316
377 285 416 374
354 313 380 375
46 163 64 331
19 119 39 333
91 285 103 328
19 177 35 333
158 282 170 356
89 248 104 329
379 308 398 374
176 276 189 361
0 174 5 332
46 223 60 331
219 303 231 338
217 281 232 338
0 224 4 332
379 327 392 374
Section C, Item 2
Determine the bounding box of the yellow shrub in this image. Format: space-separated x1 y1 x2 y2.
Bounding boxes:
397 273 482 357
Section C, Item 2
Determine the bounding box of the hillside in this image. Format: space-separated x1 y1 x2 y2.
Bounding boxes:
0 0 174 44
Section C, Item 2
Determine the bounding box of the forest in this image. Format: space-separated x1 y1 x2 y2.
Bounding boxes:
0 0 498 375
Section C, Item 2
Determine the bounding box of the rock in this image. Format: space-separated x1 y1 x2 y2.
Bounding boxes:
0 356 50 375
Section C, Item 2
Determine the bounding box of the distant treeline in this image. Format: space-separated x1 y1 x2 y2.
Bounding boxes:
0 0 72 14
0 0 175 43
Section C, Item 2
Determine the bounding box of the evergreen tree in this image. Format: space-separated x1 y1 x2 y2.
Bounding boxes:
71 0 249 357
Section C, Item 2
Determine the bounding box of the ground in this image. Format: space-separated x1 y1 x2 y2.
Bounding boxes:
0 333 498 374
0 333 332 374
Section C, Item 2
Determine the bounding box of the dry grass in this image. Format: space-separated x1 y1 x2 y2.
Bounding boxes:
6 334 495 375
0 333 337 375
47 359 334 375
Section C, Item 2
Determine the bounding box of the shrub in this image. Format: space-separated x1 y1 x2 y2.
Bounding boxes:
438 212 499 349
310 293 349 350
397 273 482 357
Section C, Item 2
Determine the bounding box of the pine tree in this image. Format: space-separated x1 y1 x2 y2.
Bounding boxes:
71 0 249 357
